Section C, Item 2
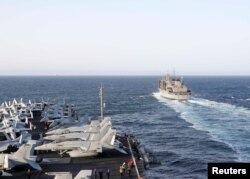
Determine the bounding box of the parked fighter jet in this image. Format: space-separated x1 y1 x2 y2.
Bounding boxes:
35 126 116 157
0 128 31 152
0 140 42 171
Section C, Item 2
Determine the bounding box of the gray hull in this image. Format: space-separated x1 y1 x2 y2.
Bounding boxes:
159 89 190 100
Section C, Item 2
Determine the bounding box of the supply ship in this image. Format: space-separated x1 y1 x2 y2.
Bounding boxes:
159 74 191 100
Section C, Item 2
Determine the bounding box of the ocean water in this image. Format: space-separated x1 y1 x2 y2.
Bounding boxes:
0 76 250 179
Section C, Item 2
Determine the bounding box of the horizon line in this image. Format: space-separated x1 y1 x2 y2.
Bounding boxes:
0 74 249 77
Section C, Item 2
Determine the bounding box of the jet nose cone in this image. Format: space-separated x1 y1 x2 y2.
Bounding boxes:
35 144 47 150
43 136 51 140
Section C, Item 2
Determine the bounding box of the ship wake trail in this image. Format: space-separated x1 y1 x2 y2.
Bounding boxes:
153 92 250 162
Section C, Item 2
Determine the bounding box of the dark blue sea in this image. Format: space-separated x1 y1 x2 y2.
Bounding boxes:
1 76 250 179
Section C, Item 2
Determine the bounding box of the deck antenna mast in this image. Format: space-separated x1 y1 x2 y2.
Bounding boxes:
99 84 105 121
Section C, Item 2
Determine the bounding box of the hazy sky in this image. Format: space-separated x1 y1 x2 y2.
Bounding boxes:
0 0 249 75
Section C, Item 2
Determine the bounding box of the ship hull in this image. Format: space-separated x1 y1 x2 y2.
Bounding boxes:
159 89 190 100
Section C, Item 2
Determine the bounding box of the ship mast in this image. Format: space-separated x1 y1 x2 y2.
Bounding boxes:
99 84 105 121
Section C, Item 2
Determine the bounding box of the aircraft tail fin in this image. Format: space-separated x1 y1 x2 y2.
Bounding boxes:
3 120 8 128
13 98 17 105
12 140 41 170
9 110 13 117
13 143 31 160
29 122 33 130
101 128 116 149
4 101 9 107
19 134 23 144
25 117 29 125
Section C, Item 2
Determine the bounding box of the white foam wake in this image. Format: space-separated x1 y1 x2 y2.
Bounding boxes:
153 92 250 162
